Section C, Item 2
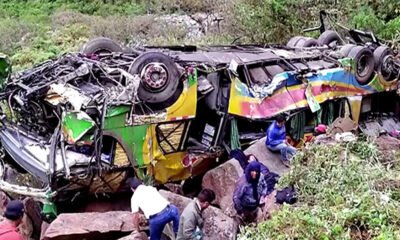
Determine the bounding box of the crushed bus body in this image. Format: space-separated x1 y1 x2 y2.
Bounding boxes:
0 21 399 216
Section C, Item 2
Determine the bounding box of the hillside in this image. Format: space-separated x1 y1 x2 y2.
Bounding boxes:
0 0 399 70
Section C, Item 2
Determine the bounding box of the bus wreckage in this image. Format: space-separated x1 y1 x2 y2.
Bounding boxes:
0 20 399 217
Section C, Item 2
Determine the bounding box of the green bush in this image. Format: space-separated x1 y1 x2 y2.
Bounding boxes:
240 140 400 239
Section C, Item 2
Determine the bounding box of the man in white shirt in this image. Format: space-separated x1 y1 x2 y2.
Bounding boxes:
129 178 179 240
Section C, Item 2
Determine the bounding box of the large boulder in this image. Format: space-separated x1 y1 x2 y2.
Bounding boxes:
24 197 43 239
243 137 288 175
201 159 242 217
43 211 137 240
202 137 288 216
159 190 238 240
117 230 147 240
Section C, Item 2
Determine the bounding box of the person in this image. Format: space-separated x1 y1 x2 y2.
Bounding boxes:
176 189 216 240
314 124 328 136
247 155 280 195
233 161 269 223
128 178 180 240
230 150 280 195
229 150 270 175
0 200 24 240
265 115 297 166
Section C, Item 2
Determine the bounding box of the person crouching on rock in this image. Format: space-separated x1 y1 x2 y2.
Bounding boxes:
233 161 269 224
0 200 24 240
177 188 216 240
128 178 180 240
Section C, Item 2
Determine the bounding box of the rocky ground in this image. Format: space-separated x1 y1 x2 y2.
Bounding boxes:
1 134 399 240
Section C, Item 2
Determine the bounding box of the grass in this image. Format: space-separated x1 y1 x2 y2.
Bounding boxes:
239 138 400 240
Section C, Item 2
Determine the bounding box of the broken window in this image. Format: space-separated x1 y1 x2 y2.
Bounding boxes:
156 121 190 154
265 64 285 78
249 67 270 84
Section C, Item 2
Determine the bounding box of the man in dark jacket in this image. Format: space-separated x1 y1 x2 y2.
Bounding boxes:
176 189 216 240
233 161 269 223
265 115 297 165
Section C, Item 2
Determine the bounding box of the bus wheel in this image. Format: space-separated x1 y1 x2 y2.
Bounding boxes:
81 37 123 55
374 46 397 82
287 36 303 48
318 30 343 47
339 44 356 58
348 46 375 85
129 52 181 104
295 37 319 47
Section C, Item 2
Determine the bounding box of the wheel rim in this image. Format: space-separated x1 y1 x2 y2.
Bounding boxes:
357 54 371 78
381 55 395 80
140 63 169 92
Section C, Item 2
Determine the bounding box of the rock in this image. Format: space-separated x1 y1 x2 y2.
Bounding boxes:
43 211 138 240
375 135 400 166
40 222 50 240
259 190 280 222
376 135 400 152
202 137 288 216
159 190 238 240
0 191 9 213
18 212 34 240
117 230 147 240
201 159 242 217
243 137 289 176
164 183 184 195
24 197 43 239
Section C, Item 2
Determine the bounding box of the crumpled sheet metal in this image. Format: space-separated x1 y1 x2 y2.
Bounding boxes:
62 111 95 144
227 67 391 119
46 84 91 111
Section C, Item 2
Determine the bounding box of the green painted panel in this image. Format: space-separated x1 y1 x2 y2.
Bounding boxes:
108 124 149 166
104 106 130 130
62 112 95 143
106 105 130 118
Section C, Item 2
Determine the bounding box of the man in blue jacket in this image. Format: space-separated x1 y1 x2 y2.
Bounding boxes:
265 115 297 166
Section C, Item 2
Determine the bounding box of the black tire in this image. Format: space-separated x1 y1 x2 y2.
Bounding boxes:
81 37 123 55
287 36 303 48
318 30 343 47
129 52 181 104
374 46 396 82
295 37 319 47
348 46 375 85
340 44 356 57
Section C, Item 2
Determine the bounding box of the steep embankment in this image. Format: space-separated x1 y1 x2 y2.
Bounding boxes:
240 136 400 239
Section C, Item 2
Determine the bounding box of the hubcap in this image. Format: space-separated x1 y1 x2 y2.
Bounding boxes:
141 63 168 91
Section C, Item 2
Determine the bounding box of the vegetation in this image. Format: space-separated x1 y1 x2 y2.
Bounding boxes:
1 0 399 70
240 138 400 239
1 1 399 239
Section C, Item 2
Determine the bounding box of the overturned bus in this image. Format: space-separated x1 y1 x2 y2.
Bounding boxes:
0 25 399 216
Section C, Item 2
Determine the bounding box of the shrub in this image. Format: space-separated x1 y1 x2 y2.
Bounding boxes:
240 140 400 239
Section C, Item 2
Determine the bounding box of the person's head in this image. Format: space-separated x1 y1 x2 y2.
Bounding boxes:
4 200 24 226
244 161 261 183
314 124 327 136
197 189 216 210
127 178 143 192
276 115 286 128
247 154 258 163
